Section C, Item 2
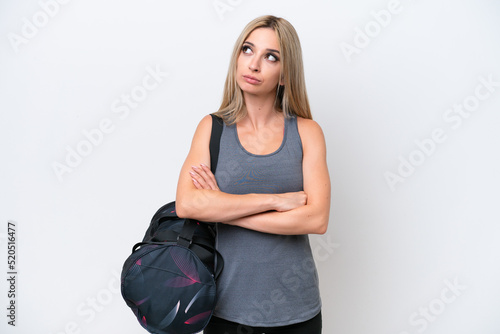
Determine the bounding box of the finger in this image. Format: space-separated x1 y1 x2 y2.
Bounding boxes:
200 164 220 190
195 165 219 190
192 177 203 189
199 163 212 174
192 164 219 191
193 165 211 179
190 170 210 189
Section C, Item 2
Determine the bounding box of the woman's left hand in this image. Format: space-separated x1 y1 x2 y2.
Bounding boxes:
189 164 220 191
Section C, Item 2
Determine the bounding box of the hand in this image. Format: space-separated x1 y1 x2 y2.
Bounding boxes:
274 191 307 212
190 164 220 191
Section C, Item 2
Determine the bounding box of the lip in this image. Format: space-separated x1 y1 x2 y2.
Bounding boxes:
243 75 261 84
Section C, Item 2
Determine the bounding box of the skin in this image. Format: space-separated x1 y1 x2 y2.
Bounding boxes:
175 27 330 235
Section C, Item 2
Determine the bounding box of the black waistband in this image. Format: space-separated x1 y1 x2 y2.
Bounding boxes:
205 311 322 334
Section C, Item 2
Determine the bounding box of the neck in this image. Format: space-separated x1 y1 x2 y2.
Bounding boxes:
242 91 280 127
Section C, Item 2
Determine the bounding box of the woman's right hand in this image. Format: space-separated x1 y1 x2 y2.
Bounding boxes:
273 191 307 212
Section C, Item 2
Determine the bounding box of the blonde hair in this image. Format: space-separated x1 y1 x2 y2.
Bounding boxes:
214 15 312 124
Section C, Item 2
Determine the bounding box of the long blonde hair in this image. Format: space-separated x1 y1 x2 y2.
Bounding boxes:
214 15 312 124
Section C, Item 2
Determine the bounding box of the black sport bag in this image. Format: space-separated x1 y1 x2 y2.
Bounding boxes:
121 114 224 334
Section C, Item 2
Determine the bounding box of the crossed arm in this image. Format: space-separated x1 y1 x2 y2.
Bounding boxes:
175 115 331 235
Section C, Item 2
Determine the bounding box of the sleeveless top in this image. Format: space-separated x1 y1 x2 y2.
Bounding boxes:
213 115 321 327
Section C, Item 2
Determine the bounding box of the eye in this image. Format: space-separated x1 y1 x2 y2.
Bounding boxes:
266 53 279 62
242 45 252 54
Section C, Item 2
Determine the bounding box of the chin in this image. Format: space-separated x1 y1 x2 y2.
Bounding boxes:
237 81 258 93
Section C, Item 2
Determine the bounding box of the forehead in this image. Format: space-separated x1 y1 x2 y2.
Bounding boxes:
245 28 280 51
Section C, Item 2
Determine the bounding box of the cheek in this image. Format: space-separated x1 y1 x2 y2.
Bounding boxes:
265 65 281 84
236 54 246 69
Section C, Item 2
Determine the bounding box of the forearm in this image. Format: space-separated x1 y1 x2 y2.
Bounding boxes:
177 164 307 222
226 203 329 235
175 189 277 222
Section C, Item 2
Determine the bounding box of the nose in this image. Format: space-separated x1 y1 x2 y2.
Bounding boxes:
249 56 260 72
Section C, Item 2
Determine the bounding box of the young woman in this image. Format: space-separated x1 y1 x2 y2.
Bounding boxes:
175 15 330 334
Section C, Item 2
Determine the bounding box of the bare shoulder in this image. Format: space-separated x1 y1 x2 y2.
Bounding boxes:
197 114 214 132
181 114 217 170
296 116 326 144
191 114 214 141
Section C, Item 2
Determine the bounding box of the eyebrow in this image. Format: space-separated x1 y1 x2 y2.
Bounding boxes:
243 41 280 54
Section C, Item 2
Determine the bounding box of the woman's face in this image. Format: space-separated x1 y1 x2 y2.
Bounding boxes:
236 27 282 97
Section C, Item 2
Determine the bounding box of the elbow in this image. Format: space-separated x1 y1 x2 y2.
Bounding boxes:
312 213 329 235
175 201 188 218
174 200 187 218
314 221 328 235
299 206 329 235
174 195 194 219
316 225 328 235
175 192 210 220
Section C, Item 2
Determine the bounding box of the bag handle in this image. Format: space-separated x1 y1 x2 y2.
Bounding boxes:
131 240 224 279
132 241 173 253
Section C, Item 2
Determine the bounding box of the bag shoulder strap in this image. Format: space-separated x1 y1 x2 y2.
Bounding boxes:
209 114 223 174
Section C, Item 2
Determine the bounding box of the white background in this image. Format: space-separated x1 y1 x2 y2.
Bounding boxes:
1 0 500 333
